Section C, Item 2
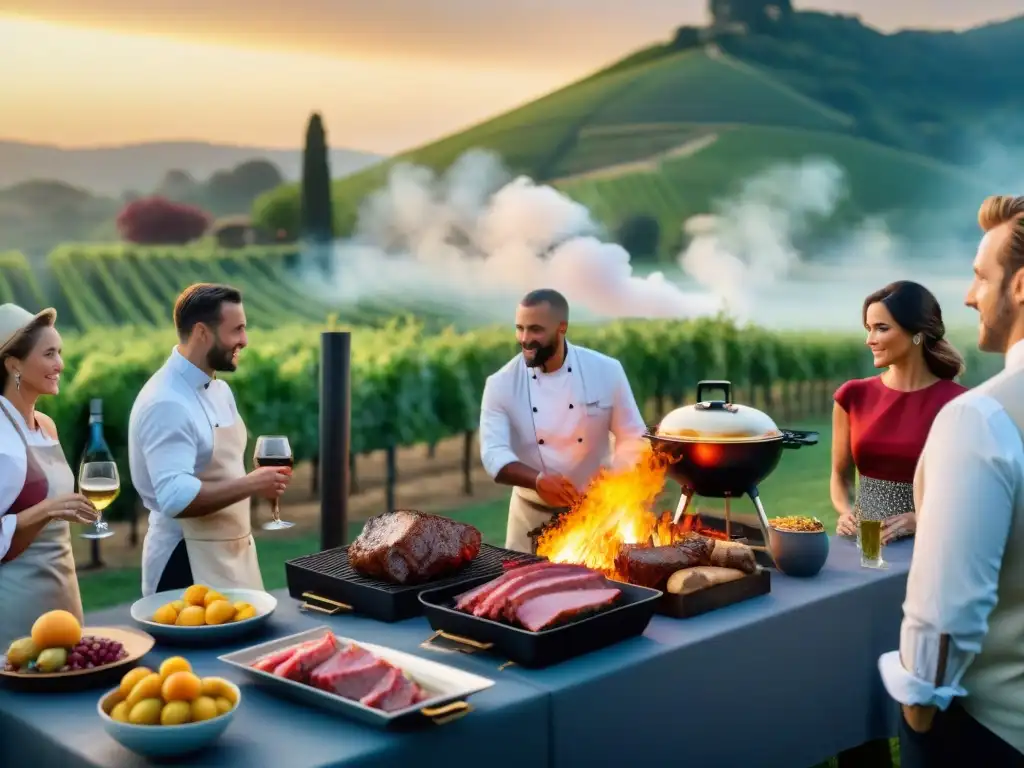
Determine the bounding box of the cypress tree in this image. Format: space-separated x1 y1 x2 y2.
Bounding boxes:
300 112 335 272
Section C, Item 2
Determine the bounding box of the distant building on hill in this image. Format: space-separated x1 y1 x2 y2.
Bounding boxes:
709 0 793 34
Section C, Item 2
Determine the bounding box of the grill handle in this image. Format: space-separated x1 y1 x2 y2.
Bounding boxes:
697 379 732 404
300 591 353 615
422 628 494 652
420 700 473 725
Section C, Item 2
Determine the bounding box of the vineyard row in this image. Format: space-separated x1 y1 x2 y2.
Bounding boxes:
39 316 1002 522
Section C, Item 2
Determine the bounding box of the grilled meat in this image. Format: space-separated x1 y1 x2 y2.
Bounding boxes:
348 509 482 584
514 588 622 632
616 534 715 590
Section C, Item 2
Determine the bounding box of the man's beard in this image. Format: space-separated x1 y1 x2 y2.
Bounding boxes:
979 285 1017 353
207 341 238 372
522 339 558 369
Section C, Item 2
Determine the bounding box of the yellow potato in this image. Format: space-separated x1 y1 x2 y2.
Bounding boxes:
128 698 163 726
182 585 209 607
151 604 178 625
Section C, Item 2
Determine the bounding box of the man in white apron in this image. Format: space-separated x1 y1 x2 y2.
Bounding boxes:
478 289 647 553
129 284 291 596
878 195 1024 765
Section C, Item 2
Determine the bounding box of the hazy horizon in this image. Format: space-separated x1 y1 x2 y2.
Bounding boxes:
1 1 1019 153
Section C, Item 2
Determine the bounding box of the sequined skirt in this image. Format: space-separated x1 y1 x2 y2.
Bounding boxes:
854 476 915 521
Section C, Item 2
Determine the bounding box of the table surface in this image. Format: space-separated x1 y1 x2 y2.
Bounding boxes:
0 535 914 768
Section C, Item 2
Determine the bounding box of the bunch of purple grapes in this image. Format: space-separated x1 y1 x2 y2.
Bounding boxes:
66 635 127 671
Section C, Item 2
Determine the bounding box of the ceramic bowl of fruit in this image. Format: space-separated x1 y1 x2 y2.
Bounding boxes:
98 655 240 758
130 584 277 644
1 610 154 692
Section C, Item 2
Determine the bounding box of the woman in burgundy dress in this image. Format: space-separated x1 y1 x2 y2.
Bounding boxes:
830 281 967 768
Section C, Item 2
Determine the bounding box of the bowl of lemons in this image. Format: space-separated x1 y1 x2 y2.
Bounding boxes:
130 584 277 644
98 656 239 758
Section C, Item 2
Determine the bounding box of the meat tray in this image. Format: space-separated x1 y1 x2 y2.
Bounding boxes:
417 575 662 668
217 626 495 729
657 567 771 619
285 543 542 623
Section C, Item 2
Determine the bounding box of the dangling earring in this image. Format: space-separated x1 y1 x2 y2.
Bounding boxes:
912 335 922 346
13 372 20 391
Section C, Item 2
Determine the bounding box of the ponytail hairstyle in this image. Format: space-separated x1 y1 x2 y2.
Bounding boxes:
862 280 965 380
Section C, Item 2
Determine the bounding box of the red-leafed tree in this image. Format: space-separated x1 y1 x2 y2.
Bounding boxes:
116 196 212 245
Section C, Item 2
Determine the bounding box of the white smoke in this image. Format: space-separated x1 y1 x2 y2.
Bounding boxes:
301 149 910 326
305 149 721 322
676 157 901 322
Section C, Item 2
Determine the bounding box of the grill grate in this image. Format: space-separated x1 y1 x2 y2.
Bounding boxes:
285 543 543 622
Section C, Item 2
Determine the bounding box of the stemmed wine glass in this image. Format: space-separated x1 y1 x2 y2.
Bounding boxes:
254 435 294 531
78 461 119 539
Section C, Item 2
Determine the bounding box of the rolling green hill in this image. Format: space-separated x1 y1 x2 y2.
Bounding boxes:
254 7 1020 260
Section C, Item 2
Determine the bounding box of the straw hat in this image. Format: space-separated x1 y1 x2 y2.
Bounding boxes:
0 304 57 357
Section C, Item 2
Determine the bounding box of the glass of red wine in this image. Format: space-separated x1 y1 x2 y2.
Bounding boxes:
254 435 294 531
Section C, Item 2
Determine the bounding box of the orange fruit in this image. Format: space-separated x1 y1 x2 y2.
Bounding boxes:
162 671 202 702
125 673 163 708
128 698 163 725
200 676 236 703
119 667 152 699
151 604 178 625
202 590 227 608
182 585 208 607
175 605 206 626
233 604 257 622
190 696 219 722
161 700 191 725
158 656 191 679
205 600 235 625
170 600 186 613
30 610 82 649
110 701 130 723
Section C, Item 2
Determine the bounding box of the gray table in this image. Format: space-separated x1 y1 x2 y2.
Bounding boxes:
488 535 914 768
0 597 551 768
0 535 913 768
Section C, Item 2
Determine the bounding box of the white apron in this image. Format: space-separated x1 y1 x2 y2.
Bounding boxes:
505 488 569 555
177 414 264 590
0 403 83 650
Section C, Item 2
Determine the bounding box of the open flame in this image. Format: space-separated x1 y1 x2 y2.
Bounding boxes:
535 444 726 579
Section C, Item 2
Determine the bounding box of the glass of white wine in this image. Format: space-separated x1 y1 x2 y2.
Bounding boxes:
78 461 119 540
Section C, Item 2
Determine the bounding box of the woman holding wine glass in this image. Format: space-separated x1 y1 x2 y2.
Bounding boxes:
0 304 99 649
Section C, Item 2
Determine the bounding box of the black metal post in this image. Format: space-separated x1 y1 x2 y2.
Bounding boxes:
319 331 351 551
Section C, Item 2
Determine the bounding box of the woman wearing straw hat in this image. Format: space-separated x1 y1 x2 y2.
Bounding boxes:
0 304 98 649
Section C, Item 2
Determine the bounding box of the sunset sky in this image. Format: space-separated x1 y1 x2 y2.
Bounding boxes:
1 1 1020 154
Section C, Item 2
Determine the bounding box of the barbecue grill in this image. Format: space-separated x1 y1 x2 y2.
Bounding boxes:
284 543 540 623
645 380 819 568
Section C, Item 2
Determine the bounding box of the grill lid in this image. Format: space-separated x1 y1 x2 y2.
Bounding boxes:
654 379 780 443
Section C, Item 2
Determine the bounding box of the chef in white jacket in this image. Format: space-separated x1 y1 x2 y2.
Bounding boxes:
479 289 647 553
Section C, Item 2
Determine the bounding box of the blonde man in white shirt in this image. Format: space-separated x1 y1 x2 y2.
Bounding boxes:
130 284 291 597
879 195 1024 765
479 289 647 553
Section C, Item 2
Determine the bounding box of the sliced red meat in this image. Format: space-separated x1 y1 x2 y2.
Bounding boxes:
453 561 560 612
310 643 374 688
359 666 401 708
474 564 591 618
251 641 312 672
514 588 622 632
273 632 338 682
316 658 393 700
500 571 608 620
373 676 421 712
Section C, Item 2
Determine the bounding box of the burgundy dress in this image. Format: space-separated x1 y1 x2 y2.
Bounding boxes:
834 376 967 522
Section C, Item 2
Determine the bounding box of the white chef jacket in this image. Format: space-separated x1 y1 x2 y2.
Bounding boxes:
129 347 240 596
0 396 61 561
479 341 647 495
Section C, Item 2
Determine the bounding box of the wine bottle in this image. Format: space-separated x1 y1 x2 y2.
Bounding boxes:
79 399 120 511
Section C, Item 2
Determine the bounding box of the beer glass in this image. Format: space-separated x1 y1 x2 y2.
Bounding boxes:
78 461 119 539
858 516 886 569
254 435 294 531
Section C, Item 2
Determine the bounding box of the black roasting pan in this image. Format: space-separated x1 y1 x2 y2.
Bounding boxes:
417 573 662 668
285 544 541 623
